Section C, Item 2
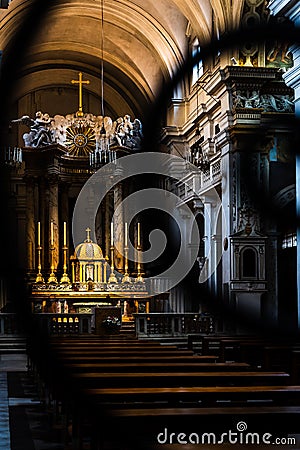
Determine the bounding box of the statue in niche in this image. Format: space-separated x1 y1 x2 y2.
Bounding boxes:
11 111 55 148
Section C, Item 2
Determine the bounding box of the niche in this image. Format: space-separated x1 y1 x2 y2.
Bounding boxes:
241 247 257 279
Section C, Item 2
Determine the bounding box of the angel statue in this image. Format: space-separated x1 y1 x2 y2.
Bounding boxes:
11 111 55 148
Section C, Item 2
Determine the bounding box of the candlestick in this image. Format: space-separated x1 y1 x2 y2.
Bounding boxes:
38 221 41 246
135 222 144 283
48 220 57 283
108 245 118 283
104 257 108 283
60 231 71 284
125 222 128 247
63 221 67 246
137 222 140 247
50 220 54 246
122 245 131 283
35 228 44 284
111 221 114 246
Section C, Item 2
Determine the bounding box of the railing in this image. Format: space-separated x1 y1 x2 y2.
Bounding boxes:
135 313 215 337
33 314 93 335
0 313 93 335
0 313 19 335
176 158 221 204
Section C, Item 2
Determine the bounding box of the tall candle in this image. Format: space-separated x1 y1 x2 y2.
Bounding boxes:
50 221 54 246
37 222 41 246
124 222 128 247
63 222 67 246
110 221 114 246
137 222 141 247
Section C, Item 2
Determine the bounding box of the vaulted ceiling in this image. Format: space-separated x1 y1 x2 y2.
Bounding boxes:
0 0 244 119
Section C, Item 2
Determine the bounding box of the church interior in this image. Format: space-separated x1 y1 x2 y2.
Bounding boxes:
0 0 300 448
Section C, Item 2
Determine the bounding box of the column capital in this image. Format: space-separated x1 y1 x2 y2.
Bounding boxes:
193 199 204 211
46 174 60 186
283 45 300 90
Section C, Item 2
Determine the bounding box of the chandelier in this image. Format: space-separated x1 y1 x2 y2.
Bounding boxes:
2 146 23 168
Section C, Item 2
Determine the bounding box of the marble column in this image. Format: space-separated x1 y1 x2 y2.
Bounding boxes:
105 194 111 259
284 46 300 329
202 198 213 292
114 181 124 272
48 176 59 271
25 177 35 275
269 0 300 328
38 178 46 270
220 142 232 300
60 183 70 273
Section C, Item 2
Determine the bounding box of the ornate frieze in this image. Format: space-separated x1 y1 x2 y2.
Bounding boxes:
233 90 294 112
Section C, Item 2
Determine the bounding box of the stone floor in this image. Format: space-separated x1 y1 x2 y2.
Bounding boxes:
0 354 65 450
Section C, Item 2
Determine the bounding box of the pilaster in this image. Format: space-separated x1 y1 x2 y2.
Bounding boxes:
269 0 300 330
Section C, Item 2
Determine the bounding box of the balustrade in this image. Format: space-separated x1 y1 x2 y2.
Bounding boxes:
34 313 92 335
0 313 19 335
135 312 215 337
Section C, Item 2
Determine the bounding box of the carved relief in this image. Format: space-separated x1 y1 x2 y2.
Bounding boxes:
233 90 294 112
11 111 143 154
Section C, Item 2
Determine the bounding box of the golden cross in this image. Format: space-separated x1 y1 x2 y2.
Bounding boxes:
86 227 91 241
71 72 90 117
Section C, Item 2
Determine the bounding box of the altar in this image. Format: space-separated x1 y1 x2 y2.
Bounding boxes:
30 225 150 325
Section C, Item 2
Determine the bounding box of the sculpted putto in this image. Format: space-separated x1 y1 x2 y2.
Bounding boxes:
11 111 143 151
11 111 55 147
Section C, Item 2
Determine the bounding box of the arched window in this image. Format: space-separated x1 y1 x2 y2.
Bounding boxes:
192 38 203 85
241 247 257 279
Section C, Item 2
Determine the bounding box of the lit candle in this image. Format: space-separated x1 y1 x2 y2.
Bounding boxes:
124 222 128 247
63 222 67 246
50 221 54 246
37 221 41 246
111 221 114 246
137 222 141 247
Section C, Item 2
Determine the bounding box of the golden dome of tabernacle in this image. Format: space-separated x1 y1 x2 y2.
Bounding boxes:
74 228 104 261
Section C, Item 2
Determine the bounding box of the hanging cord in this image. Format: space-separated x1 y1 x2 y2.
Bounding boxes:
100 0 105 117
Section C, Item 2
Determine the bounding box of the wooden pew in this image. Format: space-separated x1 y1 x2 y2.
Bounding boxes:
34 337 297 450
291 351 300 384
218 338 270 363
64 362 251 373
219 338 300 365
188 334 253 353
71 395 300 449
51 341 169 347
53 349 196 357
70 371 290 388
263 346 300 372
59 355 218 363
85 385 300 407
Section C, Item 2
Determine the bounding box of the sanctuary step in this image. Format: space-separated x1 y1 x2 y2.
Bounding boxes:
120 321 135 336
144 336 189 349
0 335 27 354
